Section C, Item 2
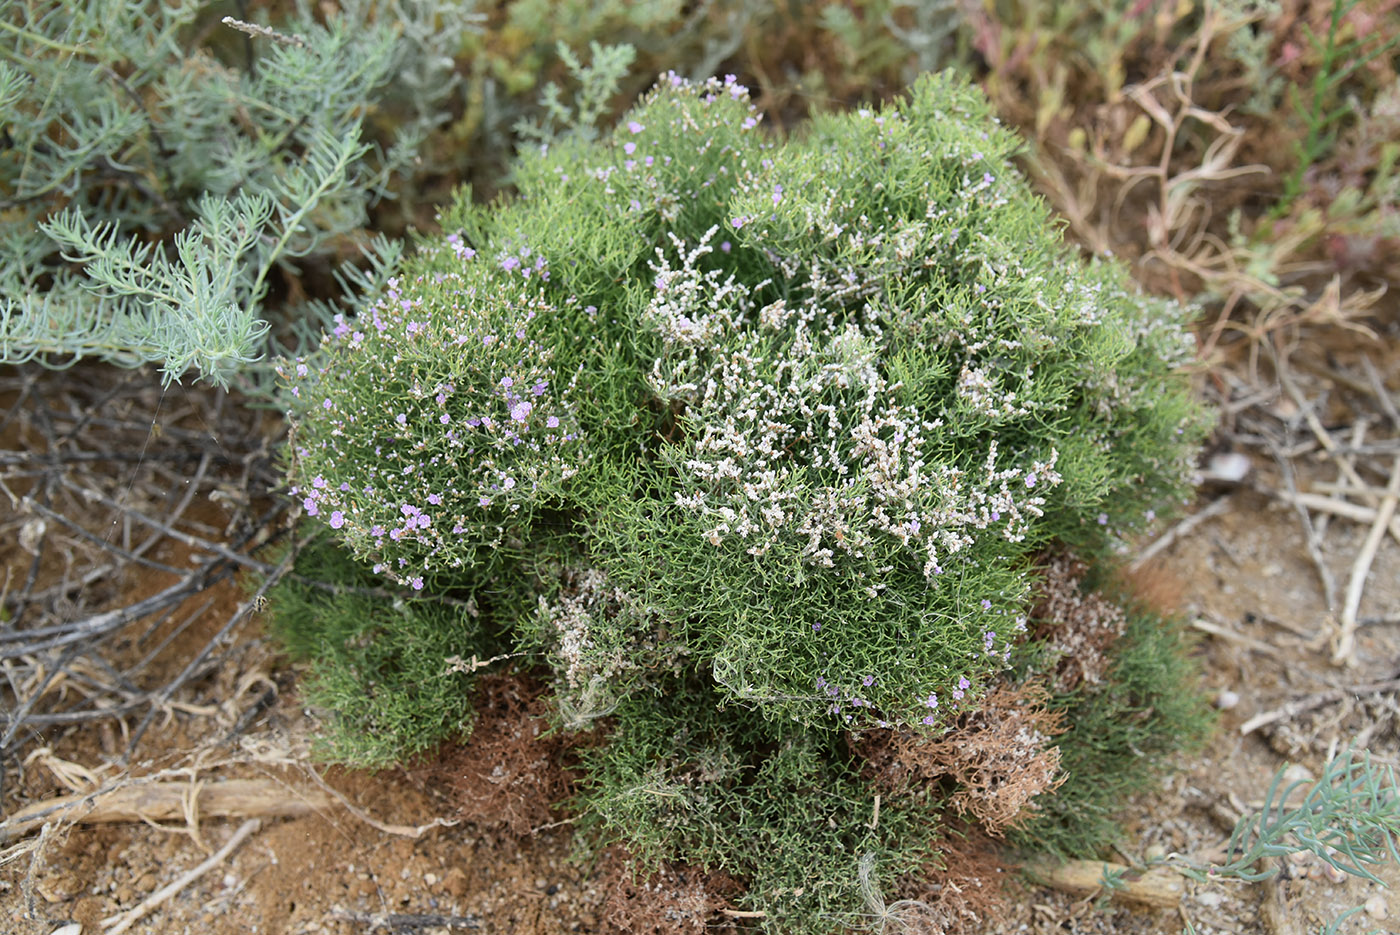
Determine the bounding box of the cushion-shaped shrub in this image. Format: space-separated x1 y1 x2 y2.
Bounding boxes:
282 68 1208 734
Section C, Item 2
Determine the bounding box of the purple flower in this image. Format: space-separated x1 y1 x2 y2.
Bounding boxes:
921 715 937 726
812 622 822 631
396 413 407 425
623 142 636 155
981 599 992 611
531 381 548 396
322 398 333 410
501 256 520 271
329 511 345 529
627 121 644 134
427 494 442 505
546 415 560 429
510 401 532 421
478 496 492 507
302 497 318 514
862 675 875 687
440 414 451 424
411 577 424 591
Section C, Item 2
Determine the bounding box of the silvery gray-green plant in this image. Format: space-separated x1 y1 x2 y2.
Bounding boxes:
0 0 476 386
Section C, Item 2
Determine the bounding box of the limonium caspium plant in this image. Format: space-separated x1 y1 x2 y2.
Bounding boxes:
283 68 1207 732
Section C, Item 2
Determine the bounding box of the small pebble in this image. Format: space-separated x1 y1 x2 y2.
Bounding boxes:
1206 452 1251 483
1364 894 1388 920
1215 690 1240 711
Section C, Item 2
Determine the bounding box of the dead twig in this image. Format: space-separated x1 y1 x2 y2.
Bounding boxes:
0 778 333 842
1333 454 1400 665
1021 858 1183 909
330 910 482 931
1130 495 1233 571
100 817 260 935
1239 675 1400 736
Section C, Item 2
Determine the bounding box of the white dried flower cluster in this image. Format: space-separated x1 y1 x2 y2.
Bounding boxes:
645 229 1063 583
535 566 685 696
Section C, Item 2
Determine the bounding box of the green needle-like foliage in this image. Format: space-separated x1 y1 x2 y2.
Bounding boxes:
265 530 511 768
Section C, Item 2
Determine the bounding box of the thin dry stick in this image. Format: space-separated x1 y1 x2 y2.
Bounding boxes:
302 766 459 839
1275 490 1400 544
1239 676 1400 736
101 818 260 935
1129 495 1233 571
0 779 332 842
1333 454 1400 666
1191 617 1282 659
1267 438 1339 620
1021 858 1182 909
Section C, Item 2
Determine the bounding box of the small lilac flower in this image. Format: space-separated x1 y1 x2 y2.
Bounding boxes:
981 599 992 611
623 142 636 155
312 476 326 489
501 256 520 272
427 494 442 505
510 401 532 421
862 675 875 687
925 693 939 709
302 497 318 514
921 715 937 726
1026 474 1036 487
440 414 451 424
339 482 350 492
329 511 345 529
546 415 560 429
720 241 731 253
411 577 424 591
479 496 492 507
531 381 547 396
1098 513 1109 525
500 377 513 388
396 413 407 425
322 398 333 410
812 622 822 632
627 120 644 134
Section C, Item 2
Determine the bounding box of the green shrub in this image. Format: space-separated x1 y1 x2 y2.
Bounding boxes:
283 69 1208 730
276 69 1211 930
264 530 509 767
575 672 944 930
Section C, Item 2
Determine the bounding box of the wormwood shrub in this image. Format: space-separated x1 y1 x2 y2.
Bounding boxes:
277 70 1212 928
0 0 472 386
